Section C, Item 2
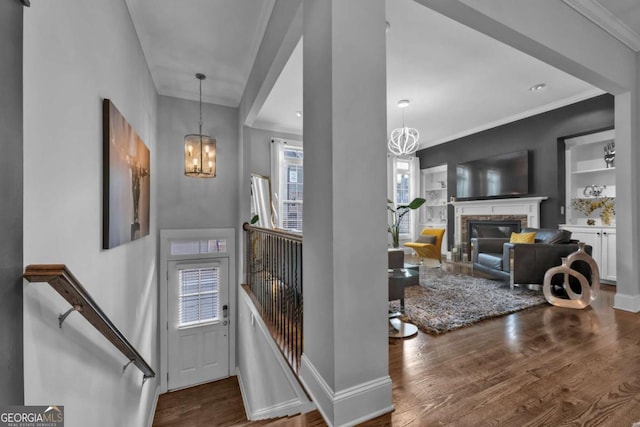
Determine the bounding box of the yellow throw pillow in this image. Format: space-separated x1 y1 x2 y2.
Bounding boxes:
510 231 536 244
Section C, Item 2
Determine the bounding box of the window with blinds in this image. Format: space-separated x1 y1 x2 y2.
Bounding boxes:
280 147 303 232
178 266 219 327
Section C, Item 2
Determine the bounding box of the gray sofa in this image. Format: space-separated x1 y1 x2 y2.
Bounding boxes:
471 227 592 288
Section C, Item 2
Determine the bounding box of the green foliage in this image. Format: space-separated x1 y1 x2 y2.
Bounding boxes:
387 197 426 247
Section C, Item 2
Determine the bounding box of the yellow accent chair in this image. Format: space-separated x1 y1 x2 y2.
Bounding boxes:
404 228 445 263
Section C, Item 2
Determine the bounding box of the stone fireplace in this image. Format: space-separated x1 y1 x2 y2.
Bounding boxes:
451 196 547 256
462 217 527 255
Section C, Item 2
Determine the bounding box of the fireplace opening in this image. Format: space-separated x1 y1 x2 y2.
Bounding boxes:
466 220 521 253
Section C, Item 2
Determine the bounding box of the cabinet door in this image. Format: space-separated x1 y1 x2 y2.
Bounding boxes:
601 230 616 281
567 229 602 267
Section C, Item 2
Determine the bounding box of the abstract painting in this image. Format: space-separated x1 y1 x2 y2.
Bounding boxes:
103 99 150 249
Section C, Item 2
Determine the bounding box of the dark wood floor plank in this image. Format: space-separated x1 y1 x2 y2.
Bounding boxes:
153 264 640 427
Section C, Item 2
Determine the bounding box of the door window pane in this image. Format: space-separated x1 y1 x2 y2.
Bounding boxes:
178 266 219 326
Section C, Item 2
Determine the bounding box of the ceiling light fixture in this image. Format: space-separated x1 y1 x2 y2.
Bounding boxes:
184 73 216 178
388 99 419 156
529 83 546 92
295 110 303 117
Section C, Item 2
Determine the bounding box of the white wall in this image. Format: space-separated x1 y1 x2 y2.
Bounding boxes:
156 96 239 230
23 1 159 426
236 290 314 419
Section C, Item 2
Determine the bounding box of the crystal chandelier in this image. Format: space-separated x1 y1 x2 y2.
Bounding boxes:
388 99 419 156
184 73 216 178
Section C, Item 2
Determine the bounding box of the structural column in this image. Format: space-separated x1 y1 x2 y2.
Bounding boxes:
300 0 392 425
0 0 25 405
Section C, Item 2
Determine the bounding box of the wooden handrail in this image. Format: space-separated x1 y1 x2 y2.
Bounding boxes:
23 264 155 381
242 222 303 242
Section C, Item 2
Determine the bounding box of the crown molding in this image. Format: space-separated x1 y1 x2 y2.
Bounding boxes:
419 88 606 149
563 0 640 52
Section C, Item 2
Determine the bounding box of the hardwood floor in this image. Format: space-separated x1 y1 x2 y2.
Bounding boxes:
153 266 640 427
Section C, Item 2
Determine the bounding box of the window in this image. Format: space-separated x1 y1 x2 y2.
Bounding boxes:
271 138 303 232
388 156 419 240
282 148 303 231
170 239 227 256
178 266 219 327
396 160 411 234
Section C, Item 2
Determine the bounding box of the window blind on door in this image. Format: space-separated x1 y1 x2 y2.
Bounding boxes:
178 266 219 327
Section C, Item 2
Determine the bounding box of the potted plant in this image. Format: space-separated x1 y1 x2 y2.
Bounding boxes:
387 197 426 248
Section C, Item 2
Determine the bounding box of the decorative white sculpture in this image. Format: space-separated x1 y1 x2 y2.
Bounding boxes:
543 242 600 309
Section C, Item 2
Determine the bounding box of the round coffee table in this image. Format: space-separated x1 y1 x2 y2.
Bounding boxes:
388 317 418 338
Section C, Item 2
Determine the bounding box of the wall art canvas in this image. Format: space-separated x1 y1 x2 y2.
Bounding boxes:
103 99 150 249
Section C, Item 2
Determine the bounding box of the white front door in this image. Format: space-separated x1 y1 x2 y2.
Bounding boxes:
167 258 230 390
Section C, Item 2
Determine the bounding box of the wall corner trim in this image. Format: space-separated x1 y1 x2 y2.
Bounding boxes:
613 292 640 312
299 355 394 427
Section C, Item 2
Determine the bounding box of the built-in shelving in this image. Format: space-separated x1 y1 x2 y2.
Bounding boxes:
420 164 448 254
572 167 615 175
563 130 617 283
565 129 616 226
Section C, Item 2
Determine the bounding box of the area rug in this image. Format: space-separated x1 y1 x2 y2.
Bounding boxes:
389 268 547 335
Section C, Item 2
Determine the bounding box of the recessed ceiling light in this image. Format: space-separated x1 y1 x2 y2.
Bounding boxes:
295 110 303 117
397 99 410 108
529 83 546 92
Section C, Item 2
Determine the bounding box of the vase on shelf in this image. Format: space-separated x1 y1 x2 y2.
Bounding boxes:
600 208 613 226
604 142 615 168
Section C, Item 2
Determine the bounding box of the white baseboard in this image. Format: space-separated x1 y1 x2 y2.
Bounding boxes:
146 385 161 427
299 354 394 427
236 368 252 421
237 366 315 420
613 292 640 312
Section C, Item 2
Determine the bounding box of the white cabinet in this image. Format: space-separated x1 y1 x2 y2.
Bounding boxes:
420 164 448 254
560 225 616 283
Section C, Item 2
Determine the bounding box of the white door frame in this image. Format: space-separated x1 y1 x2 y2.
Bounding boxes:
159 228 236 393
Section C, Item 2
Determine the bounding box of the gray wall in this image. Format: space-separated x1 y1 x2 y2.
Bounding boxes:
0 0 24 405
417 94 614 248
245 126 302 178
23 0 159 424
157 95 239 230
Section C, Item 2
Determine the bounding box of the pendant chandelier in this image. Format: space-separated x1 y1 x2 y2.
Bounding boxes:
388 99 419 156
184 73 216 178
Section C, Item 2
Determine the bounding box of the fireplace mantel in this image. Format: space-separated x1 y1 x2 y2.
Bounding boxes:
451 197 548 246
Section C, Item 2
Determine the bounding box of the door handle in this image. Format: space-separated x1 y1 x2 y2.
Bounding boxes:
223 305 228 319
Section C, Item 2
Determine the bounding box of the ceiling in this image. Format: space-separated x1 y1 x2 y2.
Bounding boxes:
126 0 639 149
125 0 275 106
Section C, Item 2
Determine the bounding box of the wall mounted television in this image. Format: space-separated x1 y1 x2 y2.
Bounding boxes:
456 150 529 200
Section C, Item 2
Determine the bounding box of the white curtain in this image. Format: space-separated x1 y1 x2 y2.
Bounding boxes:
408 156 420 241
270 138 285 228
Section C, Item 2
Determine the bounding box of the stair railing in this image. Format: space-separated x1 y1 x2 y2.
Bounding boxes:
243 223 303 374
23 264 155 383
